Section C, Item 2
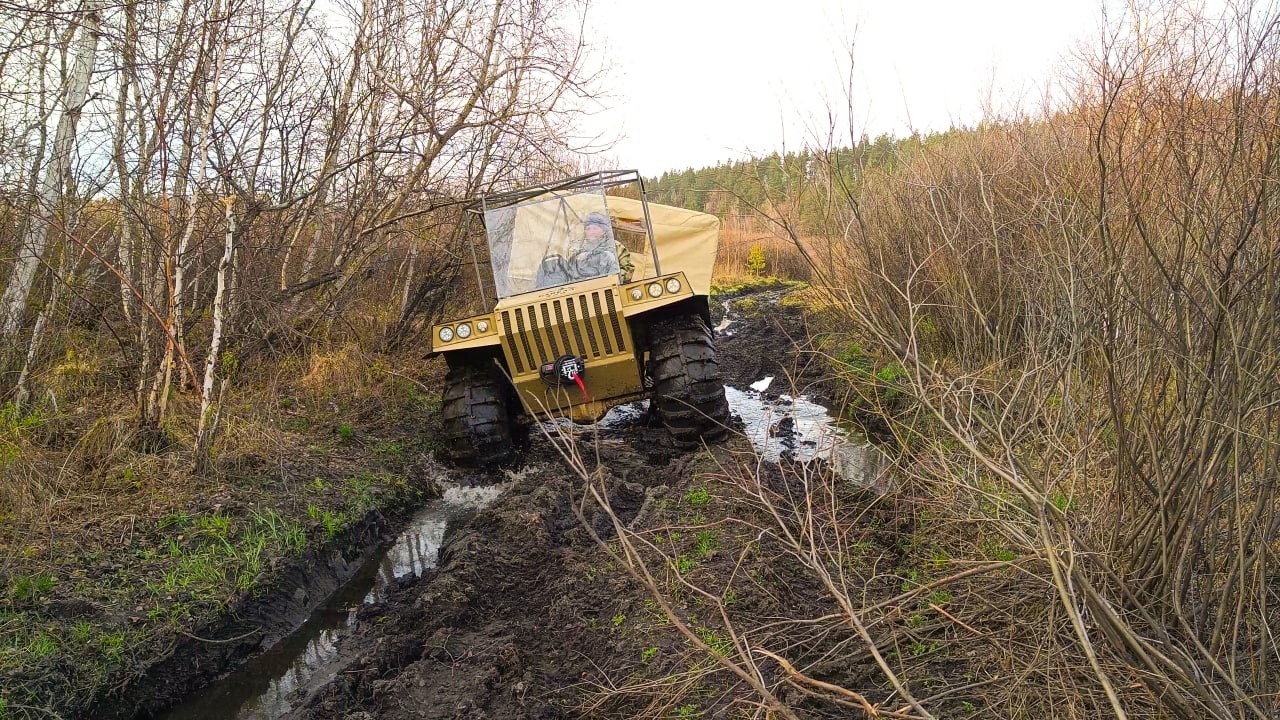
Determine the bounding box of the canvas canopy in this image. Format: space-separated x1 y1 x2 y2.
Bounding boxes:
606 196 719 296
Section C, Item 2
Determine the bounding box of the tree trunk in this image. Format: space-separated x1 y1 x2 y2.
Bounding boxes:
195 196 236 471
113 0 139 324
146 0 227 425
0 0 102 337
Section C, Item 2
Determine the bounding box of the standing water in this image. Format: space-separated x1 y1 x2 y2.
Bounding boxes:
725 380 889 493
159 484 505 720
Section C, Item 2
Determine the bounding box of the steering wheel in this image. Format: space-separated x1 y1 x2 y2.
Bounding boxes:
568 246 615 279
535 254 573 288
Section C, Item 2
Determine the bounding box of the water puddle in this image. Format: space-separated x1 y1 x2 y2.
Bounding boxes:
600 399 649 429
159 483 505 720
725 383 889 493
714 299 736 335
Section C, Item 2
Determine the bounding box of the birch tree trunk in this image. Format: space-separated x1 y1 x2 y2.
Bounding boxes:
146 0 227 426
13 218 83 409
113 0 139 324
195 196 236 471
0 0 102 338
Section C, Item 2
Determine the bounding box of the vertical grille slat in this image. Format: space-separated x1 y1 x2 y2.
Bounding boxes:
514 308 536 370
501 311 524 373
539 303 560 357
528 304 549 363
566 299 590 358
579 295 600 356
591 292 614 355
604 290 626 351
553 301 575 356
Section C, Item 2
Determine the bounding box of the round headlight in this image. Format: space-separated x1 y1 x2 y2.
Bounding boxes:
647 283 663 298
476 320 489 333
438 326 454 342
630 287 644 301
456 323 471 339
665 278 681 294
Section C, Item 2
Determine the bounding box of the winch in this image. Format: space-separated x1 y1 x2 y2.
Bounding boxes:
540 354 591 402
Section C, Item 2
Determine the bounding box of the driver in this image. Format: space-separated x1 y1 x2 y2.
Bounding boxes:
582 212 634 283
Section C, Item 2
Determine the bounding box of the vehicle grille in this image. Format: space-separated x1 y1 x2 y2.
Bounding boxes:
500 289 629 374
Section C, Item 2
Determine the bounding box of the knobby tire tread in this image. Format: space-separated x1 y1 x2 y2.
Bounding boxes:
441 363 515 467
647 313 730 448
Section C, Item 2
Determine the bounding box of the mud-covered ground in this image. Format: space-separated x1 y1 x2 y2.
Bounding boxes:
245 283 964 720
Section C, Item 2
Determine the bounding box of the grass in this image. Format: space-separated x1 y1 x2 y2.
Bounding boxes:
682 487 710 507
693 530 717 559
309 504 345 540
7 572 55 603
0 366 436 716
709 275 804 298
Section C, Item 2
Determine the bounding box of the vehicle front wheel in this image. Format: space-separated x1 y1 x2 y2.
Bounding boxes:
647 313 730 448
440 361 516 466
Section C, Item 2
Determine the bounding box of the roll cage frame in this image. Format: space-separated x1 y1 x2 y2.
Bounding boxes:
464 169 661 306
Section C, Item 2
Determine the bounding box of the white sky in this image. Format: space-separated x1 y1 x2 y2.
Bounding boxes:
579 0 1107 174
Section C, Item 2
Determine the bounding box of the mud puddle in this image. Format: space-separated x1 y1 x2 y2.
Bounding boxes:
725 378 888 492
158 484 505 720
714 298 737 335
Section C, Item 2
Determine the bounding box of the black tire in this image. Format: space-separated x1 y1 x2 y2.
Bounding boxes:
441 362 515 466
647 313 730 448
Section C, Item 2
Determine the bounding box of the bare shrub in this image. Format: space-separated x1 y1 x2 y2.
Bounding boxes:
564 3 1280 718
787 3 1280 718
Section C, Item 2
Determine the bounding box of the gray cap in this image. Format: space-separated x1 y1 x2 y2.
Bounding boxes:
584 211 610 228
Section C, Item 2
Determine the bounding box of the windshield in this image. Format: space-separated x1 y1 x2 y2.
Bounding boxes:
485 190 621 298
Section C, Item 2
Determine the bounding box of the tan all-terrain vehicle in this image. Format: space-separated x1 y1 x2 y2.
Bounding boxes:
429 170 730 465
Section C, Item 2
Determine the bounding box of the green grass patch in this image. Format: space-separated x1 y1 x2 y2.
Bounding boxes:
693 530 717 559
7 572 55 603
683 486 711 507
710 275 803 298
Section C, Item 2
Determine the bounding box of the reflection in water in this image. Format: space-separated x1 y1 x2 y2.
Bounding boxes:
384 516 446 580
160 483 505 720
600 400 648 429
725 385 889 493
714 299 736 334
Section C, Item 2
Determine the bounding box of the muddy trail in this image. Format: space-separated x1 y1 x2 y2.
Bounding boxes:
157 285 889 720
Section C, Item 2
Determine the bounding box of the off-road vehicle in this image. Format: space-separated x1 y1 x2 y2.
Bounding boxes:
430 170 729 465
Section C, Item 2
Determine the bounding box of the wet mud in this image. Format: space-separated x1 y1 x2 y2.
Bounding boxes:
149 286 875 719
100 510 397 720
157 484 505 720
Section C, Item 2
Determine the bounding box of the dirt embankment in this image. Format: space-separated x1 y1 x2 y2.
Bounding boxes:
276 282 913 720
2 343 449 719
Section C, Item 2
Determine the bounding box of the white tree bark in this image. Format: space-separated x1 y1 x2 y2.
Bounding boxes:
113 0 139 324
147 0 227 424
0 0 102 337
195 196 236 466
13 221 80 409
167 0 225 391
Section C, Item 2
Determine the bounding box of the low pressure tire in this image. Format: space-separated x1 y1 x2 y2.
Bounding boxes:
441 362 515 467
647 313 730 448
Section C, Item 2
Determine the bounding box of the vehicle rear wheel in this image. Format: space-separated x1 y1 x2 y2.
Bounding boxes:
647 313 730 448
441 361 516 466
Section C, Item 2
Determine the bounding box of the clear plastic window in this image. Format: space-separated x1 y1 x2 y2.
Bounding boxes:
485 190 621 298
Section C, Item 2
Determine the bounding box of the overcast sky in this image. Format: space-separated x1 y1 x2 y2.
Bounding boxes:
578 0 1107 174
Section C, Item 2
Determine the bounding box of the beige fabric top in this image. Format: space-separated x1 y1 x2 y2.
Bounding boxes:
602 196 720 296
